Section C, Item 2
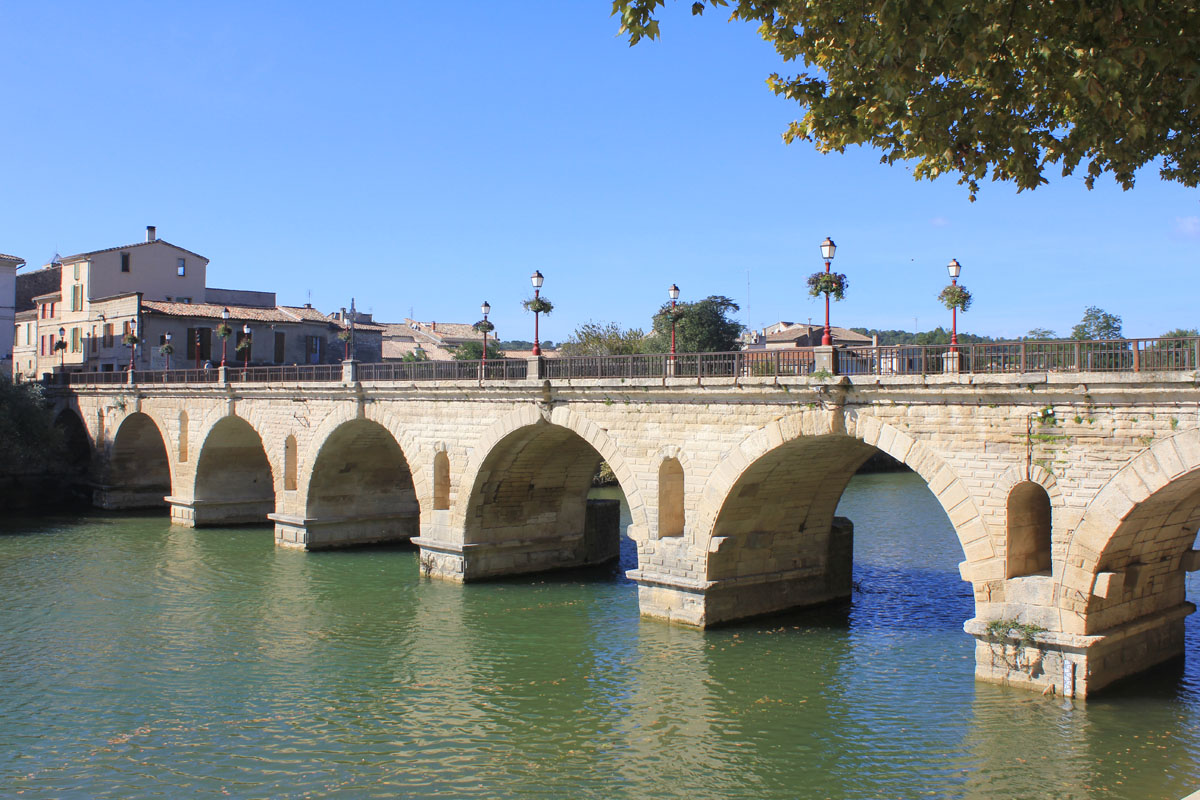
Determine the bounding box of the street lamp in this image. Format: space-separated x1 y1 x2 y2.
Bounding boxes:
58 326 66 369
820 237 836 346
195 329 202 369
668 283 680 357
947 258 962 349
128 323 137 371
164 331 173 370
220 307 231 367
480 300 491 376
242 324 252 369
530 270 544 356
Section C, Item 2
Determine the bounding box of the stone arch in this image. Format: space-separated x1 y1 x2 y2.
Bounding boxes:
453 407 645 580
191 415 276 526
53 408 91 473
658 457 685 538
302 417 419 547
694 408 991 623
433 450 451 511
1063 429 1200 629
98 411 173 509
699 409 990 560
458 406 648 537
1006 482 1052 578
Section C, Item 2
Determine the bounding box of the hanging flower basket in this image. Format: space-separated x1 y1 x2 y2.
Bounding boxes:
938 284 973 311
158 342 174 357
337 329 353 342
122 333 139 347
216 323 233 339
807 271 849 301
235 339 252 352
473 319 495 334
522 296 554 315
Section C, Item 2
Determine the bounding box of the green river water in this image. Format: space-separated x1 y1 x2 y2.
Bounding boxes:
1 472 1197 799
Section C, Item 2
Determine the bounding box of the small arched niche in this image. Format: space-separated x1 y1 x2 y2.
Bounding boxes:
284 435 298 491
1007 481 1052 578
658 457 685 537
433 451 450 510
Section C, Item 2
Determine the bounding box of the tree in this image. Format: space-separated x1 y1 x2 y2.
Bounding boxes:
1161 328 1200 338
646 295 744 353
1071 306 1123 340
1024 327 1057 341
560 322 647 356
0 380 64 474
614 1 1200 198
453 340 506 360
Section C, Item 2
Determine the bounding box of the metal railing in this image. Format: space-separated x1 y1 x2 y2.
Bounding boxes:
56 336 1200 386
357 359 528 381
231 364 343 383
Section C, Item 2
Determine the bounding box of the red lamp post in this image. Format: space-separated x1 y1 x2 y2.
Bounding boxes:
128 323 137 371
164 331 173 370
820 237 836 346
947 258 962 349
530 270 544 356
668 283 680 357
243 324 252 369
58 326 66 369
195 329 202 369
220 307 231 367
480 300 490 377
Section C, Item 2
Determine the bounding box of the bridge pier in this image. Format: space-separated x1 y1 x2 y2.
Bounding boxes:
632 517 855 627
416 498 622 581
168 496 274 527
94 485 169 510
269 507 419 549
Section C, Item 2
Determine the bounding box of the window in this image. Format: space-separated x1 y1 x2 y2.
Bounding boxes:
121 253 130 272
73 262 80 280
306 336 323 364
103 324 114 348
40 335 46 356
71 328 81 353
70 284 83 312
274 332 285 363
186 327 212 361
90 326 98 354
177 258 186 277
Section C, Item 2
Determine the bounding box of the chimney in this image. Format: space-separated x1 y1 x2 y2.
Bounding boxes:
146 225 156 242
431 321 437 332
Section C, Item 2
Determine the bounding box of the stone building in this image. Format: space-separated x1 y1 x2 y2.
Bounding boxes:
0 253 25 378
742 321 874 349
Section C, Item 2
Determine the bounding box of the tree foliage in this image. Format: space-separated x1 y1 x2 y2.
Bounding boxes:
0 380 65 474
647 295 744 352
1071 306 1123 340
453 340 506 360
614 1 1200 198
850 326 996 346
1024 327 1057 340
560 321 647 356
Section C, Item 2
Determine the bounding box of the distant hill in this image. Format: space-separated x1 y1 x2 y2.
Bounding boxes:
849 327 1001 346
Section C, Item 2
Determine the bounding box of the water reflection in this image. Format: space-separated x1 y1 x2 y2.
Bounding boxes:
0 476 1197 799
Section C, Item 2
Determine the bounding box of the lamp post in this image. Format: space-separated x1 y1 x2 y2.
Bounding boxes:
58 326 66 369
820 237 836 346
668 283 680 357
530 270 544 356
242 324 252 369
128 323 137 372
947 258 962 349
220 307 231 367
164 331 173 370
480 300 491 377
195 329 202 369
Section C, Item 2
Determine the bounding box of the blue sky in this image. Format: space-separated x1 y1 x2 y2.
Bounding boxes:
3 1 1197 343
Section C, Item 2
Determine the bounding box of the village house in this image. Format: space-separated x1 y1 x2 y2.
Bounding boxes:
742 321 875 350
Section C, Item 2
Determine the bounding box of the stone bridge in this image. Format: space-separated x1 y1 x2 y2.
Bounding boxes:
51 362 1200 698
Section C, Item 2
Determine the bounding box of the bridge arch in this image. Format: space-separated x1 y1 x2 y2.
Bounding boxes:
300 416 420 547
99 411 173 509
451 406 646 580
190 414 276 526
694 408 992 623
1063 429 1200 630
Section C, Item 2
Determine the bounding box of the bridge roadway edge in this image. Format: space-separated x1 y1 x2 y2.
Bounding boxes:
54 369 1200 697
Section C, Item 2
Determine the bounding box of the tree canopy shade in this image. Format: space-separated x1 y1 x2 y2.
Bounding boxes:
614 1 1200 198
453 340 506 360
